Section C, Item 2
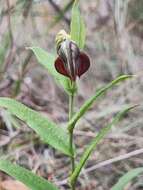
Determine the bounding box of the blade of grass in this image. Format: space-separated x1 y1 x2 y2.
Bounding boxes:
69 105 137 187
0 32 10 69
68 75 133 132
111 167 143 190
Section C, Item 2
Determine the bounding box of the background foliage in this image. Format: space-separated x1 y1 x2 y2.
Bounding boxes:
0 0 143 189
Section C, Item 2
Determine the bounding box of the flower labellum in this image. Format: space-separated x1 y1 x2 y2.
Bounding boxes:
55 30 90 81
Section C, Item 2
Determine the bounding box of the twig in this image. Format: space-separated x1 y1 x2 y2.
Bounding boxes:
51 0 74 26
23 0 33 18
48 0 70 25
12 51 33 97
86 148 143 173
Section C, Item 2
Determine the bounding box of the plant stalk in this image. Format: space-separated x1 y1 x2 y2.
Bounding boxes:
69 92 75 172
69 82 75 190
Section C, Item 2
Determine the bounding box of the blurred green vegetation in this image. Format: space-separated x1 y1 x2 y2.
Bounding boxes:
129 0 143 21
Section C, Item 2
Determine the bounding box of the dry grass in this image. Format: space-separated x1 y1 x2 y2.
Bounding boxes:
0 0 143 189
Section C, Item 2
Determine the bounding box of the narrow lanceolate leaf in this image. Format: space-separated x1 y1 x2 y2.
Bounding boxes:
111 167 143 190
0 98 73 157
27 47 73 94
70 105 136 187
70 0 86 49
0 160 59 190
68 75 133 131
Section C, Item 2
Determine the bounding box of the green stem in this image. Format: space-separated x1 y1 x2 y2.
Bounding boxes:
69 92 75 172
69 82 75 190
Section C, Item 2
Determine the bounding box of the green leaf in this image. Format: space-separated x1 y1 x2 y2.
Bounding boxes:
27 47 74 94
70 105 136 187
111 167 143 190
70 0 86 49
68 75 133 131
0 159 59 190
0 97 73 157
